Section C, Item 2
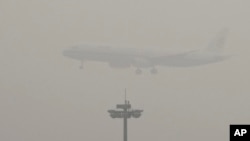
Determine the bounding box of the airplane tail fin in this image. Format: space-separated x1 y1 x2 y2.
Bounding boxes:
205 28 229 54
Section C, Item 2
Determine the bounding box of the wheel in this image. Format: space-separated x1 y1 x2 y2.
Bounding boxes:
150 68 158 74
135 68 142 75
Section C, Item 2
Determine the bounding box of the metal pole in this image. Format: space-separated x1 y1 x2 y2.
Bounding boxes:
124 114 127 141
108 92 142 141
124 100 127 141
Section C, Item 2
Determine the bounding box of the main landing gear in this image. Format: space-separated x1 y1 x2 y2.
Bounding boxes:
135 68 142 75
150 68 158 74
135 68 158 74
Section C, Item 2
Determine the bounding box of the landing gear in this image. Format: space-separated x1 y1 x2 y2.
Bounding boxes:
79 61 84 69
135 68 142 75
150 68 158 74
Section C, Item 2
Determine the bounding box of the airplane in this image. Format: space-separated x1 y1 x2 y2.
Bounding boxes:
62 29 230 74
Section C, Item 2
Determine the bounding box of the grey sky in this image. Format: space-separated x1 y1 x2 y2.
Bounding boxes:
1 0 250 141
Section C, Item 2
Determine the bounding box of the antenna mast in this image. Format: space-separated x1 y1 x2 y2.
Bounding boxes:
125 88 127 104
108 90 143 141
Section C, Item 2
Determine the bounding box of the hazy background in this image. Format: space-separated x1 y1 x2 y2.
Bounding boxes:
1 0 250 141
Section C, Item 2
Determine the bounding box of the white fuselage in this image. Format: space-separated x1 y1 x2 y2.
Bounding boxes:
63 45 228 68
